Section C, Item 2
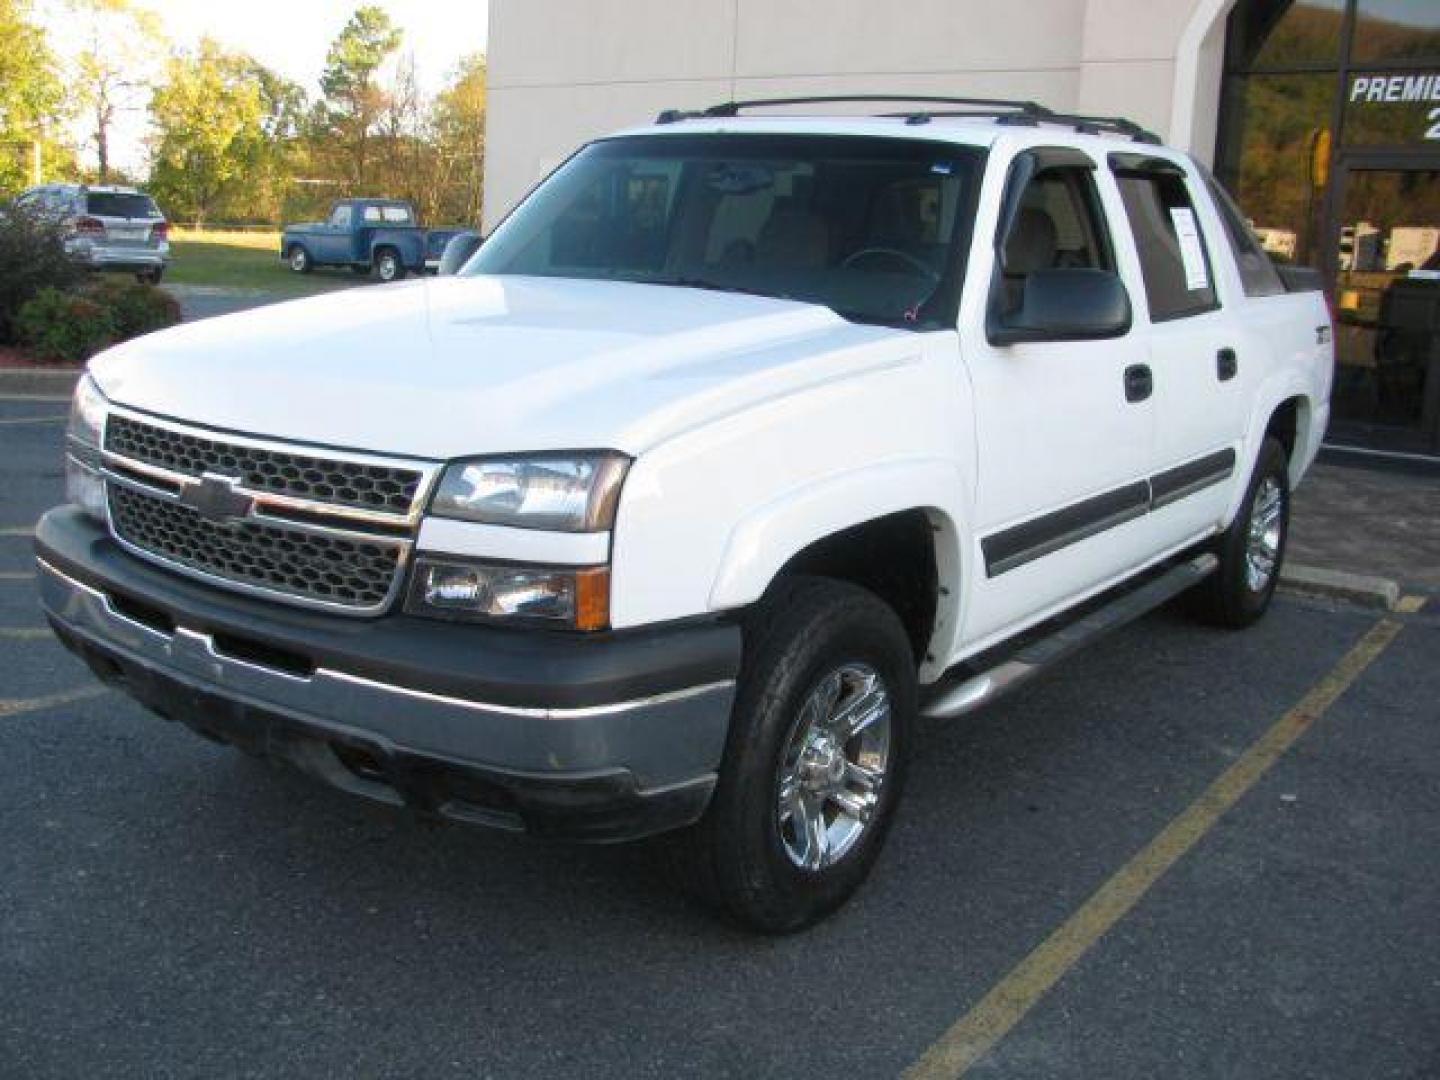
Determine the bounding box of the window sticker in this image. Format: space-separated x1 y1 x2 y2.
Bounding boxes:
1169 206 1209 291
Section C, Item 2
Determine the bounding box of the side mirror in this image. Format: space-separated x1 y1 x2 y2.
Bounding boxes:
438 230 484 275
988 268 1132 346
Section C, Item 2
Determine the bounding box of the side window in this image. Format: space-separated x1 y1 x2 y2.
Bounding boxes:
1202 173 1286 298
328 204 352 228
362 205 382 223
1115 169 1219 320
998 165 1115 311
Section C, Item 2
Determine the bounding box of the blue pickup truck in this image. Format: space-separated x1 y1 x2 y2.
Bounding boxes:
280 198 463 282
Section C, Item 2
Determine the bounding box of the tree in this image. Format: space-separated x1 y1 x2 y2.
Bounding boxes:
315 5 402 191
0 0 70 195
147 40 303 225
69 0 165 182
430 53 486 223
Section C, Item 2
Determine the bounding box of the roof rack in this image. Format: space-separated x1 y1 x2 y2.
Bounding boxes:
653 94 1160 144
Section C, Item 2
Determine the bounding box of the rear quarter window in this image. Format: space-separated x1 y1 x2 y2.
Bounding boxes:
86 192 161 219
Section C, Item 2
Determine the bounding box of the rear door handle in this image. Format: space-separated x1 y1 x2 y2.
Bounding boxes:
1124 364 1153 403
1217 347 1238 382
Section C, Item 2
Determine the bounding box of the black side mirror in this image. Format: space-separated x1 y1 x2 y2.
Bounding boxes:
988 268 1132 346
438 230 484 276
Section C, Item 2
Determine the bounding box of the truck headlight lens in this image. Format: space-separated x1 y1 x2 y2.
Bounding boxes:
429 453 629 532
65 376 107 523
405 557 610 630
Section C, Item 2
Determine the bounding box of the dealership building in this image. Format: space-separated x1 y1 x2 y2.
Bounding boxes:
485 1 1440 460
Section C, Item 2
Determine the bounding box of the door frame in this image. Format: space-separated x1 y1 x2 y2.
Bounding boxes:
1321 149 1440 455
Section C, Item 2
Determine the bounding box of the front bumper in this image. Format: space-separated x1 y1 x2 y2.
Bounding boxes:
35 507 740 841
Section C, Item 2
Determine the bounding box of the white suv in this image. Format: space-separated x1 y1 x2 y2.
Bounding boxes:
15 183 170 283
36 98 1332 931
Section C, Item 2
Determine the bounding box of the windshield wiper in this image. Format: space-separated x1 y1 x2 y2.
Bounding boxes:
649 276 786 300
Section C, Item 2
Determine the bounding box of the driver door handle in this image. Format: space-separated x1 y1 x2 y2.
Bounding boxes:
1124 364 1153 403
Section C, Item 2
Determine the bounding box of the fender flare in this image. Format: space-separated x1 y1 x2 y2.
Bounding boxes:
1227 373 1314 523
707 457 972 675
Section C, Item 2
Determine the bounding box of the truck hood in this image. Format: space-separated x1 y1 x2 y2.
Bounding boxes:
90 276 912 461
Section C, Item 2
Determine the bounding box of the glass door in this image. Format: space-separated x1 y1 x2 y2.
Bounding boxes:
1329 162 1440 455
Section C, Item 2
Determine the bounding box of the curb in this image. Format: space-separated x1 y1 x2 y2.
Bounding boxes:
0 368 81 397
1279 562 1401 611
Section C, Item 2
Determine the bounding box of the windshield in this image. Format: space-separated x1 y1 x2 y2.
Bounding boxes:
467 133 983 329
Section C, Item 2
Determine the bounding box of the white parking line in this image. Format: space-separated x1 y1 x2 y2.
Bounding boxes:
0 527 35 538
0 571 33 581
0 415 66 426
0 685 109 719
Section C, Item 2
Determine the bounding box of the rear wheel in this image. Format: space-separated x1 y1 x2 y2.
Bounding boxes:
287 245 312 274
673 576 916 933
136 267 164 285
1193 437 1290 628
373 248 405 283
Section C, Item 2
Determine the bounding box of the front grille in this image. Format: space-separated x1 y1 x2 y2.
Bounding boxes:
106 414 423 516
108 485 403 610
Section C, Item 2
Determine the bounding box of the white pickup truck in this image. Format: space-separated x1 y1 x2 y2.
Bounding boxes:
37 97 1333 932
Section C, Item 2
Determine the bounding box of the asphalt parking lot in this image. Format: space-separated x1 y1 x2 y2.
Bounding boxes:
2 395 1437 1078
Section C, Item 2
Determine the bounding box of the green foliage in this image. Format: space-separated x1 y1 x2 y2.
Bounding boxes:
84 277 181 338
148 39 304 225
0 0 68 197
0 205 85 343
17 287 116 363
314 5 403 191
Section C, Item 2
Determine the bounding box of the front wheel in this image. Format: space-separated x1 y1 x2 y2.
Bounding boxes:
673 576 916 933
1193 437 1290 628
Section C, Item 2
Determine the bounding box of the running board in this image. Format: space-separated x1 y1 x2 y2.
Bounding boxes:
921 553 1218 720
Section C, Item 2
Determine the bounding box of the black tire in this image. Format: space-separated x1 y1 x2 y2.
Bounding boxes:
672 576 917 933
136 267 164 285
373 248 405 283
1192 437 1290 628
287 245 312 274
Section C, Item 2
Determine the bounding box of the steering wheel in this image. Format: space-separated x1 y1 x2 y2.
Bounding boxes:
841 247 940 283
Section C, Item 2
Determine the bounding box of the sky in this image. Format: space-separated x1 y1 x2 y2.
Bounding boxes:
36 0 490 175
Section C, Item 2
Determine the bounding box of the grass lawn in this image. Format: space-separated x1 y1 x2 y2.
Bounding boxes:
165 229 364 294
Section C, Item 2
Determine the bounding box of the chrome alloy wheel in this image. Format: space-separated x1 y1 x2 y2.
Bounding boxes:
377 252 399 281
1245 475 1284 593
776 662 892 871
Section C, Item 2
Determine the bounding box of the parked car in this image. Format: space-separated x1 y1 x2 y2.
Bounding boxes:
13 183 169 283
437 229 483 275
37 97 1333 932
280 198 462 282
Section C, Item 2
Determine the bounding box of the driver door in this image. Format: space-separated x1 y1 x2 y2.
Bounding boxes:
959 147 1158 647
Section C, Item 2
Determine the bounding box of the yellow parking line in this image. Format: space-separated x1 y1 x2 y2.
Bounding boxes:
0 684 109 719
0 627 51 641
1396 595 1428 615
904 615 1406 1079
0 415 66 426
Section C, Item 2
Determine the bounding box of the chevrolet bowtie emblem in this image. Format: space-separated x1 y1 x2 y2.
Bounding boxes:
178 473 254 524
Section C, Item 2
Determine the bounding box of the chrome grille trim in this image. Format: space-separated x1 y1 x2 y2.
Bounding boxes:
98 406 442 617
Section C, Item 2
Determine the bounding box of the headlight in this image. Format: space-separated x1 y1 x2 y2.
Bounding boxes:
429 452 629 532
65 376 107 523
405 557 610 630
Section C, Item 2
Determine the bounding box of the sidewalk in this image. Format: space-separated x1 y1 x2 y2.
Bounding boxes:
1289 461 1440 594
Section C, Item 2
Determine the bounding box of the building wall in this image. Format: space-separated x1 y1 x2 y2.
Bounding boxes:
484 0 1232 227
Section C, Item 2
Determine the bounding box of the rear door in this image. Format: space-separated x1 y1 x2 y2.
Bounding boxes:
1108 155 1249 545
960 146 1158 647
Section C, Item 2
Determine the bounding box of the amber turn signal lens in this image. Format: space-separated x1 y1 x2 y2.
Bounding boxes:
574 566 611 631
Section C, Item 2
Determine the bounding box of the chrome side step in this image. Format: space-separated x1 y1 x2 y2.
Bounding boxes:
921 553 1219 720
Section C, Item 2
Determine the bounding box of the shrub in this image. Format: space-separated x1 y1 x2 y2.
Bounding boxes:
0 206 86 344
16 288 117 364
84 278 182 339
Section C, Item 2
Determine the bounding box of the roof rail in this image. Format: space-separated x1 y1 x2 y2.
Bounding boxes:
653 94 1161 144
